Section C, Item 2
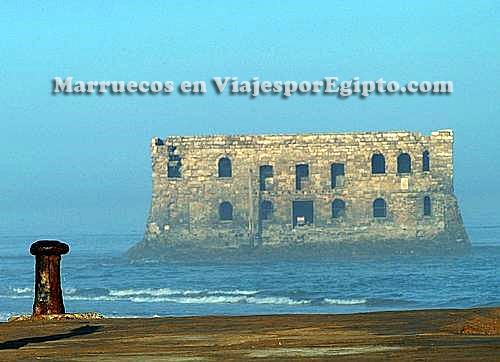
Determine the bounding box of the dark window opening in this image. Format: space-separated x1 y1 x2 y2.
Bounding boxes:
259 165 273 191
295 164 309 190
423 196 431 216
332 199 346 219
331 163 345 188
260 200 273 220
218 157 232 178
219 201 233 221
292 200 313 227
373 198 387 218
397 153 411 174
371 154 385 174
167 145 182 178
422 151 430 172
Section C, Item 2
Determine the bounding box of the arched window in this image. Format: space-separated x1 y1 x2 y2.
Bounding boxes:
423 196 431 216
260 200 273 220
332 199 346 219
218 157 232 177
219 201 233 221
422 151 430 172
371 153 385 174
397 153 411 174
373 198 387 218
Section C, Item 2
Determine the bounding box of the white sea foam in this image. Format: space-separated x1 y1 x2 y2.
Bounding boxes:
209 289 259 296
249 296 310 305
3 286 365 308
64 287 78 295
108 288 259 297
3 286 77 298
324 298 367 305
1 292 307 305
0 312 13 322
109 288 182 297
129 295 311 305
12 287 31 294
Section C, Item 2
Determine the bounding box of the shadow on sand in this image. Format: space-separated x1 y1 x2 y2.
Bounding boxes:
0 325 101 350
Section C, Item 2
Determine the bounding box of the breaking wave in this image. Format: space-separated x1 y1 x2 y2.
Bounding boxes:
323 298 367 305
0 312 13 322
128 295 310 305
0 286 369 307
108 288 259 297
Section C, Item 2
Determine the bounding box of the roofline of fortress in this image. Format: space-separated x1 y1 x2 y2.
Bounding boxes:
153 129 453 142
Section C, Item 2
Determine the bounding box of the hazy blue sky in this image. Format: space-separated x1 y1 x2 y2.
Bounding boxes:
1 1 499 235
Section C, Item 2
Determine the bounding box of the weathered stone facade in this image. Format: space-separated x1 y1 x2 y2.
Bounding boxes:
132 129 469 258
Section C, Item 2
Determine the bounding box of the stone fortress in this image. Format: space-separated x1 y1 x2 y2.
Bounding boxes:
131 129 469 258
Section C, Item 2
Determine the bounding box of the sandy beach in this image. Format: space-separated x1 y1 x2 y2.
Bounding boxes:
0 307 498 361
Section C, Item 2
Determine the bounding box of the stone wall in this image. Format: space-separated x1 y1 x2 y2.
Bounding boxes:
142 129 468 251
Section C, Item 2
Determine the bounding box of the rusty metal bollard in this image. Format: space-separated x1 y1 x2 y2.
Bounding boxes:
30 240 70 317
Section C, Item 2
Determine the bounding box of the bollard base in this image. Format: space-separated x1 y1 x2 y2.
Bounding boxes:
8 312 104 322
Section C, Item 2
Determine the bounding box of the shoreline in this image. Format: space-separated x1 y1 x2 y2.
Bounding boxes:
1 307 498 360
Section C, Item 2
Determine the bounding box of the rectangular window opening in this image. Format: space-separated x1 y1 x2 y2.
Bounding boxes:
331 163 345 188
295 164 309 191
292 200 313 227
167 145 182 178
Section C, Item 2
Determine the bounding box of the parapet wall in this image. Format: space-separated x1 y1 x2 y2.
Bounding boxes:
139 129 468 254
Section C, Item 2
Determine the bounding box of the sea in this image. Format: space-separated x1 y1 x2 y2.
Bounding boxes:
0 228 498 321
